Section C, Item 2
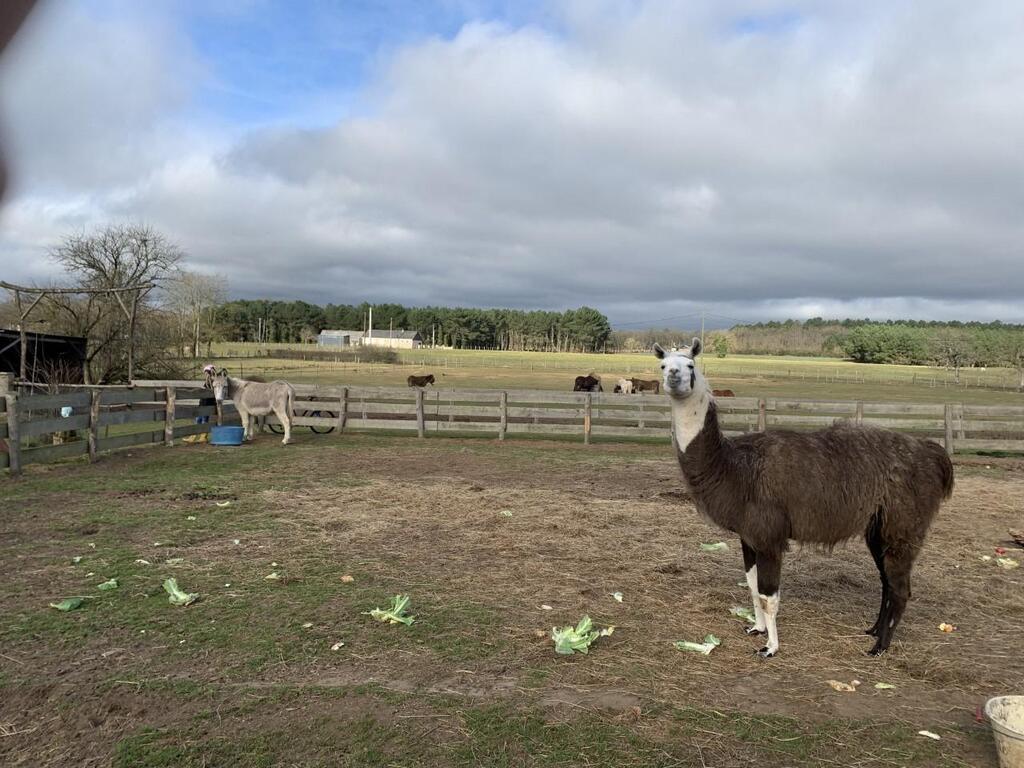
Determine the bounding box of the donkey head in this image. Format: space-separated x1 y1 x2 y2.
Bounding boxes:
209 368 231 403
654 337 703 398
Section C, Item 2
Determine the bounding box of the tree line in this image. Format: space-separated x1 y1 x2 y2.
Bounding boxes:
217 301 612 353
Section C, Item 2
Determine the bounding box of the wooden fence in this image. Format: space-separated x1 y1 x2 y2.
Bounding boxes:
3 377 1023 476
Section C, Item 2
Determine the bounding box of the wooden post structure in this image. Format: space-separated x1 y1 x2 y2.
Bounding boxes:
584 393 592 445
956 404 965 441
499 391 507 441
338 387 348 432
164 387 176 446
88 389 101 462
943 404 954 456
415 388 425 438
855 401 864 426
4 391 21 476
757 398 767 432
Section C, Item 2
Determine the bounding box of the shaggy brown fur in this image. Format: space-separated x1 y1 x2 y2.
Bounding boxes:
658 340 954 657
407 374 435 387
573 374 602 392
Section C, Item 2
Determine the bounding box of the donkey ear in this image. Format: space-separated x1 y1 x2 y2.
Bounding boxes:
689 337 702 358
653 343 666 360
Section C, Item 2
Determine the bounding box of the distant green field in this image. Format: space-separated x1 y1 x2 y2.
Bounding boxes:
202 344 1024 406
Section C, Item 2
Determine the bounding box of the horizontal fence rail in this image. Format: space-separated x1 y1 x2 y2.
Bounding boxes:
3 376 1024 476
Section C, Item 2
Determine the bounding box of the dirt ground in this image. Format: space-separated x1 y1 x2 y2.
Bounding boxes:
1 433 1022 767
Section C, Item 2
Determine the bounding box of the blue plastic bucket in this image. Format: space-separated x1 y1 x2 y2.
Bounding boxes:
209 426 244 446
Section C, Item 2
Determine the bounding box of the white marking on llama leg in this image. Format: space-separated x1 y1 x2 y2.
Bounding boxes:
745 566 767 634
670 392 710 453
758 593 780 657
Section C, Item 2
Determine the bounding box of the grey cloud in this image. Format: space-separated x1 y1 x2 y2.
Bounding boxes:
2 1 1024 324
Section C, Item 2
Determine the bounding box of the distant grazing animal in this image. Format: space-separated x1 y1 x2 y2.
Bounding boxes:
614 378 634 394
712 389 735 397
656 338 953 658
630 377 660 394
573 374 602 392
207 368 295 445
407 374 435 387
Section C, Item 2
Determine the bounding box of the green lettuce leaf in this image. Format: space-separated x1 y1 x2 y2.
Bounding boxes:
49 597 85 612
366 594 415 625
673 634 721 655
97 578 119 591
163 577 199 606
551 615 615 655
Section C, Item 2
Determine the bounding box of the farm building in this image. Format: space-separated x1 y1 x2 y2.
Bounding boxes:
0 328 86 382
318 329 422 349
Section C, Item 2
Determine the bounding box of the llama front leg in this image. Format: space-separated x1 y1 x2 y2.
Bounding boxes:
755 552 782 658
741 541 767 635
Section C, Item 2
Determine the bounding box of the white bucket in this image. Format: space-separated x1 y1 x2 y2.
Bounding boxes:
986 696 1024 768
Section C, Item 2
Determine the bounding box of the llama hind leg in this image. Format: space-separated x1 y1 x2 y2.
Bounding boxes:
755 552 782 658
865 514 890 637
869 549 914 656
741 541 767 635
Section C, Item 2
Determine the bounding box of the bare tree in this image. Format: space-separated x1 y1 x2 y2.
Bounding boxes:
52 224 182 379
165 271 228 358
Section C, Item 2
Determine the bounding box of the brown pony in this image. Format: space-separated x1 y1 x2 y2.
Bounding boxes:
712 389 735 397
630 377 660 394
407 374 435 387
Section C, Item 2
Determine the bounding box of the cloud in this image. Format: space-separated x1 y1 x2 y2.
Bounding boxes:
1 0 1023 325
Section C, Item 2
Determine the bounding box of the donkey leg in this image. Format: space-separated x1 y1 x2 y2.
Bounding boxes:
741 541 767 635
277 407 292 445
755 552 783 658
869 549 914 656
865 512 890 637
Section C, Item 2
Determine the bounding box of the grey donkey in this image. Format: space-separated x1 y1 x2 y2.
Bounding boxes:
206 368 296 445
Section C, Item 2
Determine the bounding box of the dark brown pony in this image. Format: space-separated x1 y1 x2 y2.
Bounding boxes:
630 377 660 394
407 374 435 387
573 374 602 392
712 389 735 397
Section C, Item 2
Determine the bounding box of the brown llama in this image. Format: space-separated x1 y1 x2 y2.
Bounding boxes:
655 339 953 658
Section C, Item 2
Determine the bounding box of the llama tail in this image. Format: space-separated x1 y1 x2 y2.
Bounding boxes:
938 450 955 499
927 441 955 499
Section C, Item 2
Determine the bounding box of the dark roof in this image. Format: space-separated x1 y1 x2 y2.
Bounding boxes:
366 330 421 340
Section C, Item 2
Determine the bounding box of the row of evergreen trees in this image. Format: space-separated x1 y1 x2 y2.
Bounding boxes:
216 300 612 352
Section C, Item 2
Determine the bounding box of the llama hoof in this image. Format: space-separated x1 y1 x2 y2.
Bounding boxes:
744 626 767 636
867 643 888 657
756 646 777 659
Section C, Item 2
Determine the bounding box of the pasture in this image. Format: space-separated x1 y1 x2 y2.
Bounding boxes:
206 346 1024 406
2 432 1022 766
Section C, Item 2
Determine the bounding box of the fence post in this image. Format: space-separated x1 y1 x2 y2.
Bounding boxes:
416 389 425 438
855 401 863 426
339 387 348 432
87 389 101 462
584 393 592 445
164 387 176 446
943 404 954 456
499 391 507 440
956 403 965 441
4 392 21 476
757 398 767 432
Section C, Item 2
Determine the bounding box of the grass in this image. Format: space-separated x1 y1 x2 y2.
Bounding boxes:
199 345 1024 405
2 433 1013 767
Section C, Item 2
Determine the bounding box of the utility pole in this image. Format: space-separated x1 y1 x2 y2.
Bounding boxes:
368 306 373 339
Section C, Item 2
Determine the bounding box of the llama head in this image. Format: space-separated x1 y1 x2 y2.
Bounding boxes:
654 337 706 399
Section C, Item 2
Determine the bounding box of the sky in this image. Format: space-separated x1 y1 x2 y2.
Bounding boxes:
0 0 1022 328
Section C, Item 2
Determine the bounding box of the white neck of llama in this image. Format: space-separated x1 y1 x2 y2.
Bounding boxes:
669 384 712 454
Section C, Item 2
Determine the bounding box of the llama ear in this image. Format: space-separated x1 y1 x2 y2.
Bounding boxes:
689 337 702 358
653 343 666 360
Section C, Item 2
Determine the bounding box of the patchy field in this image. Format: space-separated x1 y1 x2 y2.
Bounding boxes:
1 433 1022 767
